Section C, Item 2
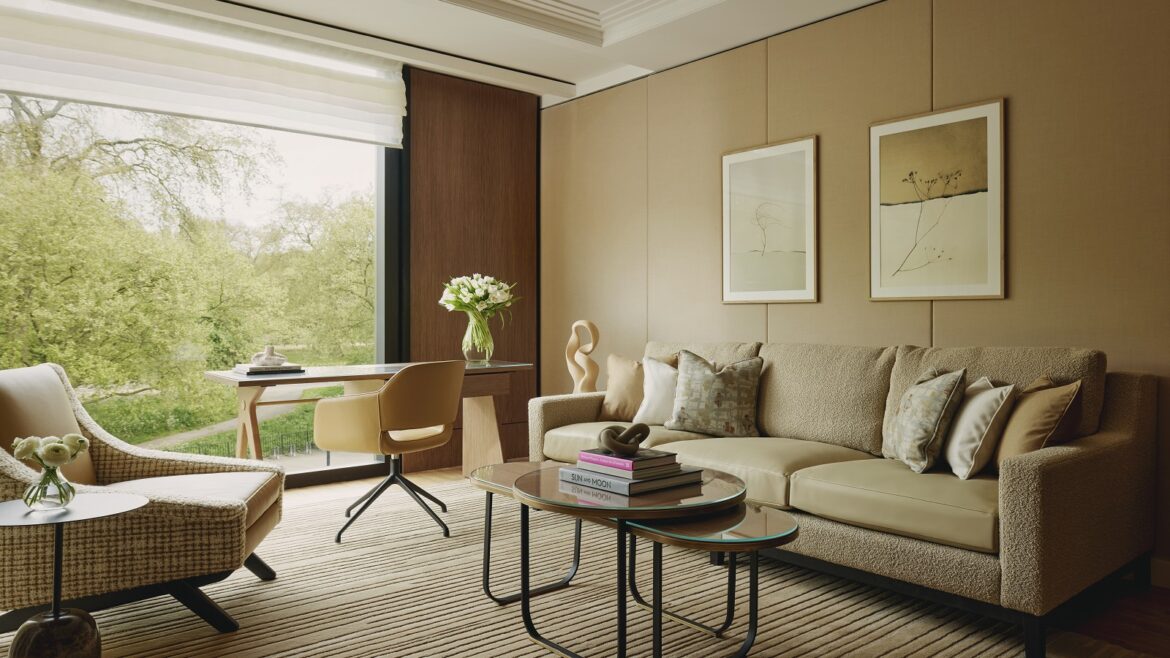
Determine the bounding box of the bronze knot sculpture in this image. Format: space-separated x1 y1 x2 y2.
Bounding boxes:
598 423 651 457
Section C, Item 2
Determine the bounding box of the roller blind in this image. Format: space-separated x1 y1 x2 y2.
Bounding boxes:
0 0 407 147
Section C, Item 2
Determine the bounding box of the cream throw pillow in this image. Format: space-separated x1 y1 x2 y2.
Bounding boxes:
882 368 966 473
599 354 643 422
665 351 763 437
944 377 1017 479
632 357 678 426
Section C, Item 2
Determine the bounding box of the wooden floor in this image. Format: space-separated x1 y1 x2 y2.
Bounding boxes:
312 468 1170 657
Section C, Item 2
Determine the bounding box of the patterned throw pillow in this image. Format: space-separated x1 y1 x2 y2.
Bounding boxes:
665 351 763 437
882 368 966 473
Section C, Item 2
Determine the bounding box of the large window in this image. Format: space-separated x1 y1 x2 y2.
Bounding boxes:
0 93 378 473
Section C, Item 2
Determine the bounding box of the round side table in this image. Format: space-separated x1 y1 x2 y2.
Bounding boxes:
0 493 148 658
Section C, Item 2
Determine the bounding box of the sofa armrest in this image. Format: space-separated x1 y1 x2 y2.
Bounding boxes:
999 372 1157 616
528 392 605 461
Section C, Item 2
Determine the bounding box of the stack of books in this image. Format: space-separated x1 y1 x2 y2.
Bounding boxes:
559 448 702 496
233 362 305 375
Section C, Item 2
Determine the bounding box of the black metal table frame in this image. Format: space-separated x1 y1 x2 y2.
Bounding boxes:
482 491 582 605
518 504 763 658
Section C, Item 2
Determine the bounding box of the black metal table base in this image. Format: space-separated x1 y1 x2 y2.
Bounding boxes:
628 536 737 638
483 492 582 605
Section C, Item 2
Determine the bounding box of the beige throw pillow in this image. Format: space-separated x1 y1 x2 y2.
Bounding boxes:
632 358 678 426
944 377 1017 479
599 354 643 422
665 351 762 437
882 368 966 473
995 377 1082 468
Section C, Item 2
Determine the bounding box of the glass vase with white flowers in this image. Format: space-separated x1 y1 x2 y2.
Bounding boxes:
13 434 91 511
438 274 517 364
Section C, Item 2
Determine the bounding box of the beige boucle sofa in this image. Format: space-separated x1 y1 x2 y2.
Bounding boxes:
529 341 1157 656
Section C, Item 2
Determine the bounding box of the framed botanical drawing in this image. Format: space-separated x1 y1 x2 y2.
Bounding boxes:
722 136 817 303
870 99 1004 300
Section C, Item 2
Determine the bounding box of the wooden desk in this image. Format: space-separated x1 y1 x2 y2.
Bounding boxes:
205 361 533 475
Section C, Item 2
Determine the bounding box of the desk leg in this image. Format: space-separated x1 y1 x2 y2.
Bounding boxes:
462 395 504 476
235 387 265 460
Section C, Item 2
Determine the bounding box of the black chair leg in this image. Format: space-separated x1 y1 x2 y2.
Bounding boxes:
244 554 276 581
165 581 239 633
401 475 448 513
398 474 451 537
335 456 451 542
336 474 396 543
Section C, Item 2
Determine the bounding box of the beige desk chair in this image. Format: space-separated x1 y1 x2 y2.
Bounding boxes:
313 360 465 542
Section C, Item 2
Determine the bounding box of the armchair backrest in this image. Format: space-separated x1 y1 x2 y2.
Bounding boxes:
377 361 466 431
0 364 98 484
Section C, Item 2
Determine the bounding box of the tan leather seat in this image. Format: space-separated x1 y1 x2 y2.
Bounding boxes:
664 436 874 508
790 459 999 553
542 422 708 463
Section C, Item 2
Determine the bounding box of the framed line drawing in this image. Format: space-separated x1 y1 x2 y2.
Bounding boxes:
722 136 817 303
870 99 1004 300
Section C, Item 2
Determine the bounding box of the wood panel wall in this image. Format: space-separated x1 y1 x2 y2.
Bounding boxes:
406 69 539 471
541 0 1170 570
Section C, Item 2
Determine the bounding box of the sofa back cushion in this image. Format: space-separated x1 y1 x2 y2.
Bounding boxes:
884 346 1107 439
643 341 762 367
757 344 897 455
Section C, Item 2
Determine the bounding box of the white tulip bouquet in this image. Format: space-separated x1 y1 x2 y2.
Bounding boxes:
14 433 90 510
438 274 517 363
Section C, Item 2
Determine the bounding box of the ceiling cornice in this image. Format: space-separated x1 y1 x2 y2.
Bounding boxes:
440 0 726 47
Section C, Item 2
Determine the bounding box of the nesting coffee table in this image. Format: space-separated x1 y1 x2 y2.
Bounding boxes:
474 463 798 658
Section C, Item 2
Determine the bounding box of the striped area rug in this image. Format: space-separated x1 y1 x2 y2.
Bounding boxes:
0 477 1144 657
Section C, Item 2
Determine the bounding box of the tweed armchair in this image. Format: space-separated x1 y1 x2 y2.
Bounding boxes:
0 364 284 633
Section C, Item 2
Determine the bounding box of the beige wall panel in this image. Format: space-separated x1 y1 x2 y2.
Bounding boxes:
646 43 768 344
764 0 933 347
540 81 649 394
931 0 1170 553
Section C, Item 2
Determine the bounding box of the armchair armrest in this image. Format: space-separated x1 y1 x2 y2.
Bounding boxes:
528 392 605 461
312 390 383 454
999 372 1157 616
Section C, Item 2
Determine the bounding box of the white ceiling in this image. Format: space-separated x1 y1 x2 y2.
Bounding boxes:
231 0 881 104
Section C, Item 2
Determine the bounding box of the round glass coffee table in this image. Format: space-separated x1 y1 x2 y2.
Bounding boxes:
512 467 747 658
628 503 799 657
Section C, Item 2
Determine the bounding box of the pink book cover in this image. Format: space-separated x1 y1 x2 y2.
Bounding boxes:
577 451 636 470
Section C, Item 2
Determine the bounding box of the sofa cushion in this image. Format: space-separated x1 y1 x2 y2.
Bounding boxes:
756 344 897 455
106 471 282 527
643 341 762 367
599 354 643 421
885 345 1106 439
542 422 706 463
0 364 97 485
663 437 874 508
882 368 966 473
994 377 1082 468
790 459 999 553
666 351 763 437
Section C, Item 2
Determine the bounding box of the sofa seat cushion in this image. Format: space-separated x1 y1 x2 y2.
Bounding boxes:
663 437 874 508
106 471 282 528
790 459 999 553
542 422 707 463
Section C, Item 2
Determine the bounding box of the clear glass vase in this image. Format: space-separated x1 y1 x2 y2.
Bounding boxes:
462 311 494 364
23 467 76 511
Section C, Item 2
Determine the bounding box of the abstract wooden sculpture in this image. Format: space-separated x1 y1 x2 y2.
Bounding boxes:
564 320 600 393
598 423 651 457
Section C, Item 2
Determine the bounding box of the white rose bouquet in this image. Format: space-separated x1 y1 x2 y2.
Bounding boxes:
438 274 517 363
15 433 90 510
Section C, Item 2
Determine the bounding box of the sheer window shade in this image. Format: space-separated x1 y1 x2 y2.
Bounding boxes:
0 0 406 147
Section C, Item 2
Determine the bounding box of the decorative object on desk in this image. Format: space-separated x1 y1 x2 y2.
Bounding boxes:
233 362 304 375
723 136 818 303
14 434 89 510
251 345 288 366
597 423 650 457
564 320 600 393
439 273 517 364
870 99 1004 300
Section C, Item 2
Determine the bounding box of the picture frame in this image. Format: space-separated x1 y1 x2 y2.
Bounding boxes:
869 99 1004 300
722 136 817 304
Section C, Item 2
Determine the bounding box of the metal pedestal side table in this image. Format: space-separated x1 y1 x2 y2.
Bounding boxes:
0 493 149 658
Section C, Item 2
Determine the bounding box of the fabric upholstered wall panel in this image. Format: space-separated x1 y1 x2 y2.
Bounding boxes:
929 0 1170 554
763 0 933 347
757 343 896 454
408 69 537 468
646 43 768 345
540 81 648 395
884 346 1107 440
